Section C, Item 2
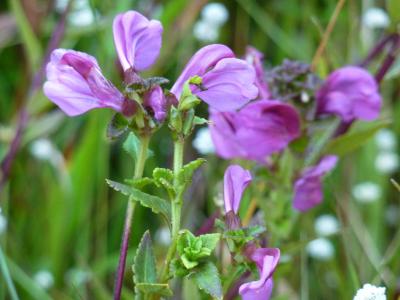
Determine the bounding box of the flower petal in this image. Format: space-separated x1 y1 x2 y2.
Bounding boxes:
223 165 252 214
113 11 163 72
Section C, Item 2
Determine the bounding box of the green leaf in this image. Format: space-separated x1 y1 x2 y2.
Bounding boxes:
133 231 157 284
323 119 391 156
190 262 223 299
106 180 171 221
176 158 206 195
123 133 153 161
136 283 173 297
124 177 154 189
107 113 128 139
153 168 175 197
133 232 173 299
387 0 400 25
199 233 220 251
193 117 209 126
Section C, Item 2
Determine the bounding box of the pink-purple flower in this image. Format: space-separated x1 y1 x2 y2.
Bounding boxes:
171 44 258 111
245 46 270 100
293 155 338 212
43 49 124 116
210 100 301 162
316 66 382 122
113 11 162 73
239 247 280 300
143 85 168 122
223 165 252 214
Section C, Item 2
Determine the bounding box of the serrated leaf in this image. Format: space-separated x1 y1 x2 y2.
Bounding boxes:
176 158 206 194
123 132 153 161
106 180 171 221
190 262 222 299
323 119 391 156
124 177 154 189
107 113 128 139
134 231 157 284
136 283 173 297
199 233 220 251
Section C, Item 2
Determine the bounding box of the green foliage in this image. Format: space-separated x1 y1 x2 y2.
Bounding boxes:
152 167 175 198
123 132 153 162
324 119 391 156
189 262 223 300
106 180 171 222
133 231 172 299
176 230 220 270
176 158 206 197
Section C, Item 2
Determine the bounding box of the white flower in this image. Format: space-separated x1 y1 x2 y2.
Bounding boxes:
353 283 386 300
193 20 219 42
375 129 397 151
155 226 171 246
34 270 54 290
201 3 229 26
375 151 399 174
352 182 382 203
192 127 215 155
0 213 7 235
306 238 334 261
30 139 54 161
362 7 390 29
314 214 340 236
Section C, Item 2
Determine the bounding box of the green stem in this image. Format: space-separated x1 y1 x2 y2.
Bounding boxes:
0 244 20 300
113 135 150 300
160 138 185 283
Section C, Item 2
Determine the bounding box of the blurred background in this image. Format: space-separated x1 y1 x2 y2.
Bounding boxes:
0 0 399 299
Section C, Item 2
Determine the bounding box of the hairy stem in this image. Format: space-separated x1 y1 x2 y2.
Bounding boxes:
113 135 150 300
160 138 185 283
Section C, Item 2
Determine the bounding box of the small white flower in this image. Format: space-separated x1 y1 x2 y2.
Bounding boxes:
155 226 171 246
362 7 390 29
68 7 95 27
193 20 219 42
306 238 334 261
192 127 215 155
375 129 397 151
34 270 54 290
30 139 54 161
314 214 340 236
352 182 382 203
353 283 386 300
0 213 7 235
201 3 229 26
375 151 400 174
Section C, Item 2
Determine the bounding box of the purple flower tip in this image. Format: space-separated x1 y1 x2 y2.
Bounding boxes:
245 46 270 100
210 100 301 162
239 248 280 300
113 11 163 73
143 85 168 122
172 44 258 111
43 49 124 116
223 165 252 214
316 66 382 122
293 155 338 212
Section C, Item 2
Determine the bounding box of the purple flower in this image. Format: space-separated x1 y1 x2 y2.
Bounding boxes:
316 66 381 122
113 11 163 72
293 155 338 212
245 46 270 100
171 44 258 111
210 100 301 162
239 248 280 300
43 49 124 116
143 85 168 122
223 165 252 214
